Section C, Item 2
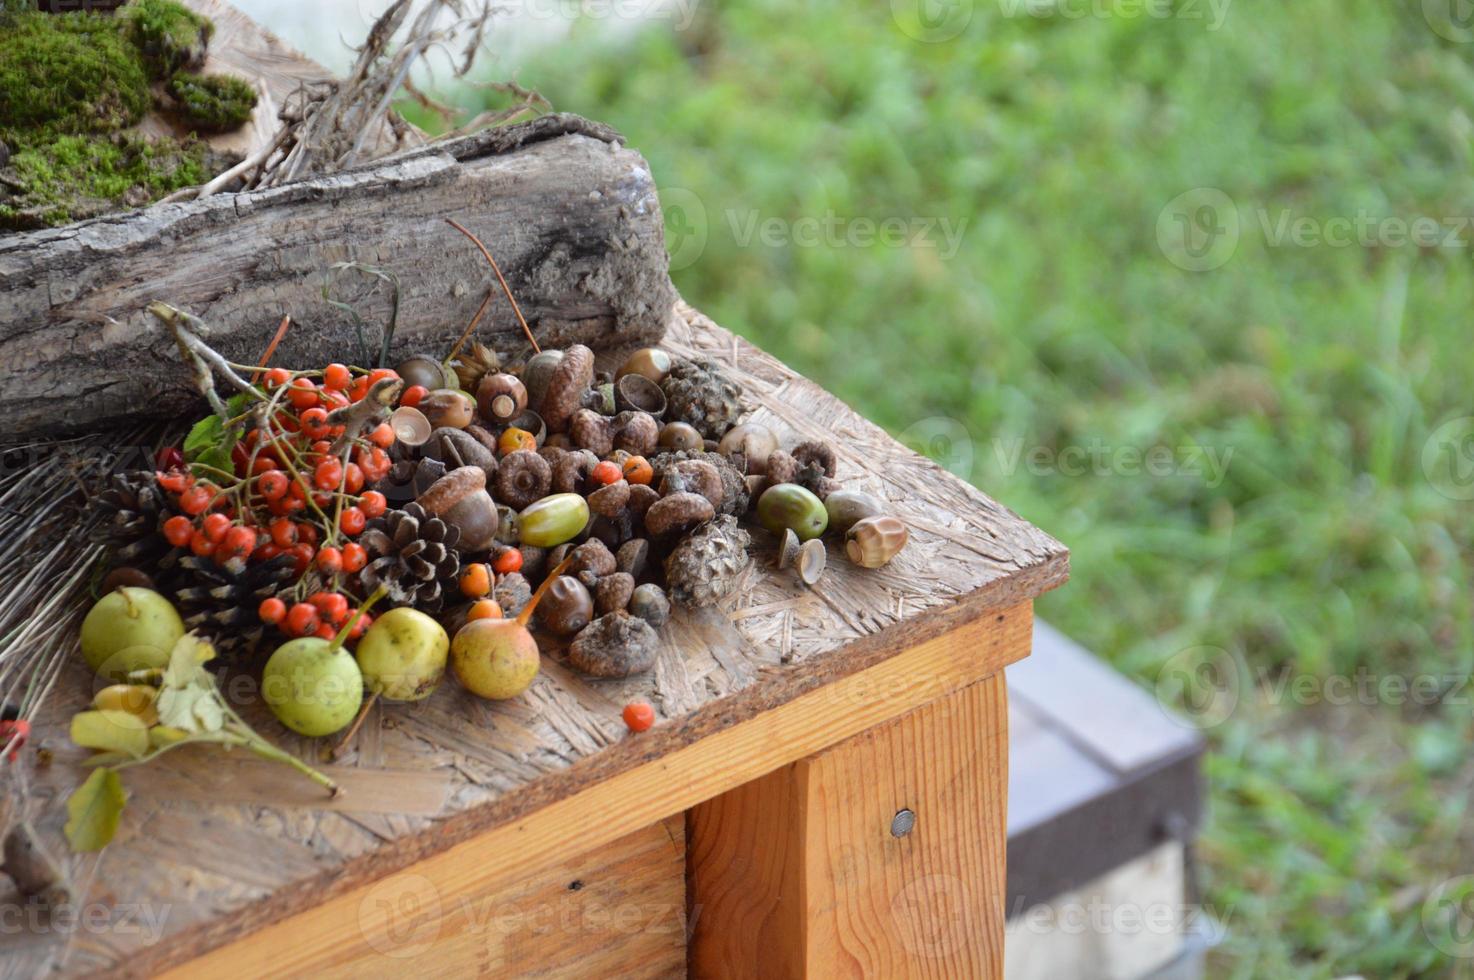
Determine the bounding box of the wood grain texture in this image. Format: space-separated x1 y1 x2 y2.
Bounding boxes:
280 816 688 979
0 109 676 436
3 304 1064 978
689 676 1010 979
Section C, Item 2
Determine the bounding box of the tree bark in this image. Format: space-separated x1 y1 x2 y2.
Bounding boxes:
0 114 677 436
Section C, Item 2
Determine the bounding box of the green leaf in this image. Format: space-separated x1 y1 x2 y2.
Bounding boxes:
182 391 256 475
70 710 150 758
65 769 126 852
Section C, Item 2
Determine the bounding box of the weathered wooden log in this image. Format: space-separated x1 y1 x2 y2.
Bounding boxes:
0 113 676 436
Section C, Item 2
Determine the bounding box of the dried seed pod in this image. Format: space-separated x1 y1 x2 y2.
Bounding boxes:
616 538 650 579
617 347 674 384
718 424 779 474
776 528 801 569
551 449 598 494
765 450 799 487
798 539 827 586
476 373 528 424
595 572 636 614
665 516 752 607
657 421 704 451
568 612 659 678
645 492 716 537
569 539 617 578
588 479 631 518
418 467 499 552
650 451 750 516
542 344 595 434
570 408 615 456
792 440 838 478
824 489 885 535
493 572 533 618
845 515 909 568
628 583 671 628
626 484 660 524
659 459 724 511
390 406 433 448
419 389 475 429
614 411 660 456
536 576 594 636
494 450 552 510
614 374 667 417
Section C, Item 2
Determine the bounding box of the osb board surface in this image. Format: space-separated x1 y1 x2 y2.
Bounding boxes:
1 304 1067 978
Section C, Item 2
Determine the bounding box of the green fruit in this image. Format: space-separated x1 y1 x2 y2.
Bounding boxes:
450 619 539 700
355 608 448 701
80 587 185 681
824 489 885 536
757 484 828 541
261 637 364 737
518 493 590 548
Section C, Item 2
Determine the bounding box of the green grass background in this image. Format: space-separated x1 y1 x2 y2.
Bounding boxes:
445 0 1474 974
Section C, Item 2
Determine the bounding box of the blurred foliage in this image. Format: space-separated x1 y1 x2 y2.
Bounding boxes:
448 0 1474 973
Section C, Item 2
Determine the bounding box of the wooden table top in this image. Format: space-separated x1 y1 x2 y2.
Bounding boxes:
4 304 1067 976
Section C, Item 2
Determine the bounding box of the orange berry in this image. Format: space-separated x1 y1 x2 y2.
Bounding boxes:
368 422 395 449
358 490 387 519
317 547 343 575
590 460 622 486
258 597 286 624
497 427 537 456
622 702 655 733
163 515 193 547
287 377 319 410
492 548 523 575
467 598 503 622
340 506 367 536
341 542 367 573
401 385 428 408
459 562 493 598
323 363 351 391
621 456 653 485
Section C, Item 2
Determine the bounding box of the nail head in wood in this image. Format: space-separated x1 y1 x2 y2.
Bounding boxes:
891 808 916 838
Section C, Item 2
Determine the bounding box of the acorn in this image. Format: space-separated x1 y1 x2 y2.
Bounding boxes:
791 440 838 477
518 493 590 548
476 373 528 424
419 389 475 430
389 406 433 448
541 345 595 434
823 489 885 536
798 539 827 587
718 424 779 474
628 583 670 627
494 450 552 510
658 459 724 511
427 428 497 480
616 348 673 384
616 539 651 579
536 576 594 636
845 516 908 568
645 492 715 538
776 528 801 570
521 349 565 412
571 410 659 457
614 374 668 417
657 421 704 451
569 540 617 578
397 354 451 391
418 467 500 552
757 484 828 541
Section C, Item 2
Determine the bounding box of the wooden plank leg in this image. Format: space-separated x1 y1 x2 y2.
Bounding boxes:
688 674 1010 979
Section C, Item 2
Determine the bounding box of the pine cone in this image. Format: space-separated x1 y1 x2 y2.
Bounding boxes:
359 503 462 611
452 340 501 392
660 358 743 440
93 470 175 566
172 554 298 658
664 515 752 607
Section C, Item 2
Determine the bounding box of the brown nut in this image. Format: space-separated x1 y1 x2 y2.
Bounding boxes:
719 424 780 474
616 348 673 384
428 427 498 480
614 374 667 417
542 345 595 434
644 491 715 537
659 459 724 510
569 539 617 578
417 466 499 552
570 409 614 456
628 583 670 628
493 450 552 510
614 411 660 456
595 572 636 615
476 373 528 423
615 538 650 579
845 515 908 568
823 489 885 535
419 389 475 429
536 575 594 636
567 612 659 678
588 479 631 518
626 483 660 525
657 421 704 451
522 349 565 413
396 354 450 391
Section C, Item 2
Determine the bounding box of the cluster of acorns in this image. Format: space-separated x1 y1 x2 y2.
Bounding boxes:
92 337 908 740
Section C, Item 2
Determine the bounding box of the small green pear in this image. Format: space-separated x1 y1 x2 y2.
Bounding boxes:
80 587 185 681
262 637 364 737
355 608 448 701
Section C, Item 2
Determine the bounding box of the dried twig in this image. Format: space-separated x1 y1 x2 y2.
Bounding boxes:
445 218 539 357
